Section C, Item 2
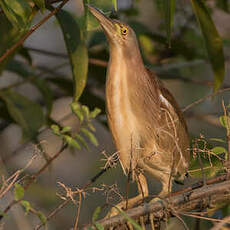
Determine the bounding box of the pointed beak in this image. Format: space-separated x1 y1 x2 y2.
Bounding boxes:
87 5 116 39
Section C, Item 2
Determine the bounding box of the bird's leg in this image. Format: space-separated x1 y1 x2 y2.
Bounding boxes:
105 173 148 218
149 175 172 230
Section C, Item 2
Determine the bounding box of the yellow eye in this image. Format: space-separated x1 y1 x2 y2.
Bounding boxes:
121 26 128 35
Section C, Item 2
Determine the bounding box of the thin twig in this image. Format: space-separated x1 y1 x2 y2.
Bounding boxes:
0 143 68 220
211 215 230 230
26 46 108 67
182 88 230 112
35 166 111 230
179 212 226 223
0 0 70 63
73 193 82 230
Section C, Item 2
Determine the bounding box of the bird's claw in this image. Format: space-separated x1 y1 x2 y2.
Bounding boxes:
148 197 167 230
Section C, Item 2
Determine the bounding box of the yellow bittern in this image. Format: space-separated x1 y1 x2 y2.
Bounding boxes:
88 5 190 212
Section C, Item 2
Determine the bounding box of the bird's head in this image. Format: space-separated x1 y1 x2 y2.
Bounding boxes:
87 5 138 49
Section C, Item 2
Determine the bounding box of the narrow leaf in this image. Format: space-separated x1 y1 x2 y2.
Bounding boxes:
95 223 104 230
81 128 98 146
82 105 90 119
190 0 225 91
219 115 230 130
51 124 61 136
56 10 88 101
83 0 113 31
14 184 24 201
37 211 47 225
92 206 102 222
114 207 142 230
210 138 226 143
90 107 101 118
6 60 53 115
74 134 89 150
0 15 29 74
165 0 176 46
21 200 31 215
211 146 228 155
0 0 32 28
18 47 33 65
216 0 229 13
71 102 84 122
33 0 45 12
112 0 117 11
61 126 71 133
0 90 45 140
64 135 81 149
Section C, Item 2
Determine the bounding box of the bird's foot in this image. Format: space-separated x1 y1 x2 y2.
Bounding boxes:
104 203 132 230
149 197 168 230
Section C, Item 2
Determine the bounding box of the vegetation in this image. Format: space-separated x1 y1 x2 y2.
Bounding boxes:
0 0 230 229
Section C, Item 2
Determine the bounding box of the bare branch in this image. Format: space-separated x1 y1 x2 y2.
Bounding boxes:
85 179 230 229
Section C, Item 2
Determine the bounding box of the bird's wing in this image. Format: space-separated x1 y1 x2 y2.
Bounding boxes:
146 68 188 133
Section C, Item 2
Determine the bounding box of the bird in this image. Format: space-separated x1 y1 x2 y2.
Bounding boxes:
88 5 190 213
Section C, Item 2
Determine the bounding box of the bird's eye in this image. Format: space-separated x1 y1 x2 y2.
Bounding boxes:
121 26 128 35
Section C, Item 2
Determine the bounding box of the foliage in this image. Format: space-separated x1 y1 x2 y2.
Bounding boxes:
0 0 230 229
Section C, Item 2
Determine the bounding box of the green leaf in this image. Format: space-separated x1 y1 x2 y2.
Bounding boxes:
0 15 29 74
82 105 90 119
0 90 45 140
6 60 53 115
87 123 96 132
18 47 33 65
81 128 98 146
63 135 81 149
83 0 113 31
164 0 176 46
14 184 24 201
56 10 88 101
51 124 61 136
47 77 73 95
37 211 47 225
33 0 45 12
210 138 226 143
20 200 31 215
74 134 89 150
95 223 104 230
87 227 94 230
0 0 32 28
112 0 117 11
90 107 101 118
190 0 225 91
189 153 224 178
33 78 53 115
71 102 84 122
211 146 228 155
219 116 230 130
92 206 102 222
0 210 8 218
114 207 142 230
61 126 71 133
216 0 229 13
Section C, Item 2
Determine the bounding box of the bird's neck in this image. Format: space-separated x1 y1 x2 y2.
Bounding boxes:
108 44 146 82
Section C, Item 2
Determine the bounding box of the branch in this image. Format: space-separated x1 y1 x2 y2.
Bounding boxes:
0 143 68 220
85 178 230 229
25 46 108 67
0 0 70 63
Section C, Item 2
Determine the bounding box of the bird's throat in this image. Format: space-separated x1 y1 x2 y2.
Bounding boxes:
105 47 145 172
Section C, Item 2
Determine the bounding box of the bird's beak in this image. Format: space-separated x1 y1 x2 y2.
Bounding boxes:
87 5 116 39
